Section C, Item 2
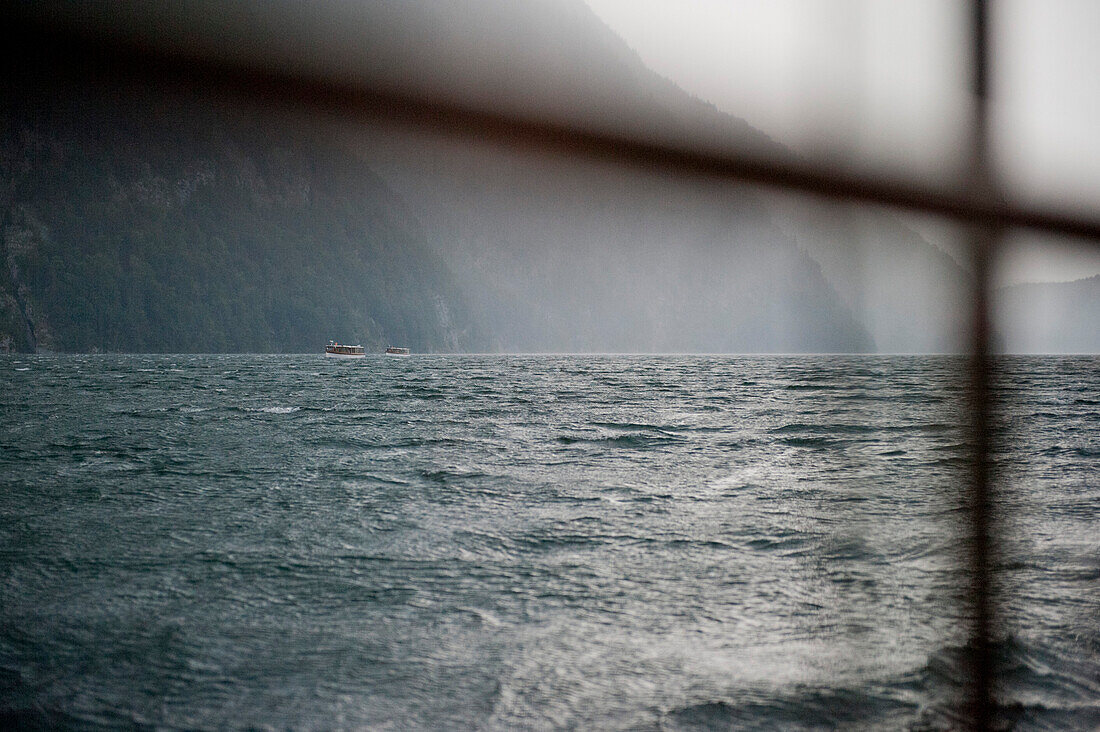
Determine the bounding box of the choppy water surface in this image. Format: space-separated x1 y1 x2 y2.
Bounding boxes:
1 355 1097 730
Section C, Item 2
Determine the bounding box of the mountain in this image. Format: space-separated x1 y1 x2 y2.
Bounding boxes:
0 86 480 353
354 131 871 353
781 204 973 353
995 275 1100 353
1 0 982 353
349 0 966 352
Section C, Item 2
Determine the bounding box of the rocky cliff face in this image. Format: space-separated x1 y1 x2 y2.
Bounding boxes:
0 86 480 353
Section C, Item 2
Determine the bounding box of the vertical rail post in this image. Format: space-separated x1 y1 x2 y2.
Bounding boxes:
966 1 999 729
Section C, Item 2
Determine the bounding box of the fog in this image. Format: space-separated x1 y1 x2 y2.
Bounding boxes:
3 0 1097 353
585 0 1100 290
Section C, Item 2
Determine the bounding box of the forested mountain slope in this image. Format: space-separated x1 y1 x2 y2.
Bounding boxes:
1 88 479 353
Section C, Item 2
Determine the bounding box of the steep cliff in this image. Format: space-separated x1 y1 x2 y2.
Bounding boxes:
0 88 479 353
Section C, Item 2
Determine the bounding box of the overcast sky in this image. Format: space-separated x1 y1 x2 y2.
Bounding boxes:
584 0 1100 284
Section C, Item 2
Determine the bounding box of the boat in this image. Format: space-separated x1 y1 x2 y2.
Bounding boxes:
385 346 411 356
325 340 365 359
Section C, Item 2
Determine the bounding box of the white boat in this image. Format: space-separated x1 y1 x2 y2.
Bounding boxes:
385 346 411 356
325 341 365 359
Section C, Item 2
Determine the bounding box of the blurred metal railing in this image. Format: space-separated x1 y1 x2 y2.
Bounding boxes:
6 2 1097 729
964 4 999 727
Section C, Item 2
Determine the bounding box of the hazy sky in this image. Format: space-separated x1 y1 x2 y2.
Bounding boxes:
584 0 1100 284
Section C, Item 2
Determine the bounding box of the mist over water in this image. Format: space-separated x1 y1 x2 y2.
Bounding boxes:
1 354 1097 729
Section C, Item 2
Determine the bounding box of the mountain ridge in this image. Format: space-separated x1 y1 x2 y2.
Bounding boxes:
1 0 1049 354
0 85 482 353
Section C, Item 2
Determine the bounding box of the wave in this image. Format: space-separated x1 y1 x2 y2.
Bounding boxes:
915 636 1100 730
661 687 913 731
780 436 838 448
420 466 492 485
744 534 810 554
592 420 729 434
556 432 684 449
659 636 1100 731
241 405 300 414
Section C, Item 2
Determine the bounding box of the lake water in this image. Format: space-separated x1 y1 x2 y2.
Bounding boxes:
1 354 1097 729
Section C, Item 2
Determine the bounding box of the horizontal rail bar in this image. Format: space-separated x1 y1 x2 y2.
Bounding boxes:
6 15 1100 243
